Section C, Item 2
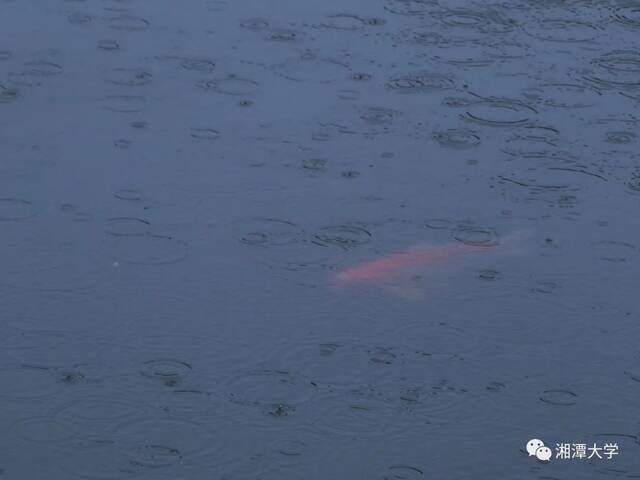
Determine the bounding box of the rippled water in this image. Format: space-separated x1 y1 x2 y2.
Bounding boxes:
1 0 639 478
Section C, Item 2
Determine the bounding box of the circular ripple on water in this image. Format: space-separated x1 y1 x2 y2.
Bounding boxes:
387 71 456 94
312 224 372 250
452 226 499 246
0 365 59 399
110 418 218 469
232 217 304 247
383 465 424 479
226 369 316 418
106 217 151 237
301 158 328 172
523 18 601 42
433 129 481 149
98 39 120 51
628 174 640 193
266 29 302 42
180 58 215 73
442 49 495 69
592 240 637 262
359 106 400 127
139 359 193 388
130 120 148 129
383 0 437 16
614 4 640 29
478 268 501 280
235 222 339 273
105 68 152 86
190 127 220 140
109 15 150 31
197 75 259 95
113 188 143 201
270 436 315 462
582 50 640 90
22 61 63 77
593 50 640 73
606 131 636 144
424 218 453 230
262 242 347 273
316 13 368 30
239 17 269 31
539 389 577 406
0 83 19 103
106 234 187 265
0 198 36 221
498 165 602 191
114 139 131 149
461 98 537 126
410 31 447 46
438 10 516 33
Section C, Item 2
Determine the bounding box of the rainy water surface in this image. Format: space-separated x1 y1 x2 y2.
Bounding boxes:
1 0 640 478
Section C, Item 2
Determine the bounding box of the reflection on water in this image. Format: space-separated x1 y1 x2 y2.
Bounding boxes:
1 0 640 477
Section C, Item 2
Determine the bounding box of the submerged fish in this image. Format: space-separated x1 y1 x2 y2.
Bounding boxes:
333 230 527 288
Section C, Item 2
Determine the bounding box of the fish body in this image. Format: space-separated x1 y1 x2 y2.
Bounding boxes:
332 230 527 288
333 242 484 286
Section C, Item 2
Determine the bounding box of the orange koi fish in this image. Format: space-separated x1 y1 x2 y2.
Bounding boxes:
333 230 527 287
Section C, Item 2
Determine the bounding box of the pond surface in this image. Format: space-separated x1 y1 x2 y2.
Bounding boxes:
1 0 640 478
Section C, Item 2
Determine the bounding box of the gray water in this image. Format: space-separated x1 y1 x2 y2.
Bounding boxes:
1 0 640 478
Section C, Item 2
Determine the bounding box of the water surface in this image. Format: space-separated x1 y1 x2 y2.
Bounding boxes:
1 0 640 478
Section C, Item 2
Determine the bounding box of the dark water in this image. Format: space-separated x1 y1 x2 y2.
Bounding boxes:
1 0 640 478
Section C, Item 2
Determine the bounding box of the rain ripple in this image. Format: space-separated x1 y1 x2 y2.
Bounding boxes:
0 198 36 221
197 75 259 95
613 3 640 29
438 9 517 34
387 72 456 94
581 50 640 91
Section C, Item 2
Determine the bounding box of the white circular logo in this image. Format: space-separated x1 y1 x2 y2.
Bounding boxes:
526 439 545 456
536 446 552 462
